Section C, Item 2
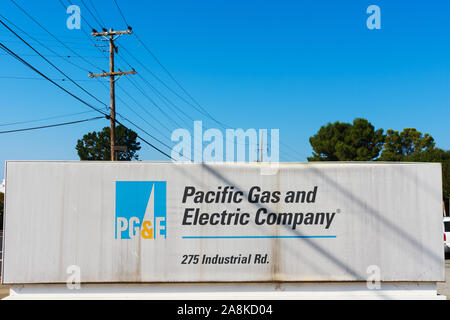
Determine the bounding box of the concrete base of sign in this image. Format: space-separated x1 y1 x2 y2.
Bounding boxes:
3 282 446 300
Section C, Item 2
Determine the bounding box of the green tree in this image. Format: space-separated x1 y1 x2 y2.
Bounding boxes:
76 125 141 160
378 128 435 161
308 118 384 161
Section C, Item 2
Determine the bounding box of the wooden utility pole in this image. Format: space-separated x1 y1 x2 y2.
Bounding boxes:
89 29 136 161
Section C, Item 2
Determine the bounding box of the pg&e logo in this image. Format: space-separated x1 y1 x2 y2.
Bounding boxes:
115 181 167 239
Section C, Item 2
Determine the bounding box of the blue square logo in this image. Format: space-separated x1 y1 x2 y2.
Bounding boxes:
115 181 167 239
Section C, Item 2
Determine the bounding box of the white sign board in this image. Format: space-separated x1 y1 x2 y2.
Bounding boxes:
2 161 444 283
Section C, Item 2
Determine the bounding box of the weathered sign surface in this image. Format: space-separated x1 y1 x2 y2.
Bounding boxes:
1 161 444 283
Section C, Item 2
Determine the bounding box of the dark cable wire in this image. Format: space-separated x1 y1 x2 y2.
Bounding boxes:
59 0 96 32
109 1 301 160
125 75 183 128
109 0 226 126
57 0 182 156
116 51 194 125
112 0 130 28
59 1 188 159
56 0 109 61
0 52 104 59
0 116 104 134
87 0 107 28
0 18 109 109
80 0 105 30
0 110 96 127
96 78 173 137
119 46 211 120
115 83 172 133
0 75 93 82
0 14 94 73
133 32 230 128
0 42 107 115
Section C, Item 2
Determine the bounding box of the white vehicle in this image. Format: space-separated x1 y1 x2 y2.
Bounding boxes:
444 217 450 256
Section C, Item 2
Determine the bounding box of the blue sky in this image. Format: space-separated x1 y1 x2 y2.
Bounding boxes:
0 0 449 180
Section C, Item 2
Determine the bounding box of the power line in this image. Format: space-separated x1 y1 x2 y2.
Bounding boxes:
112 0 131 28
86 0 107 28
57 0 109 61
0 41 107 115
115 112 194 162
60 1 167 152
115 82 173 133
0 110 97 127
0 41 173 159
65 0 301 161
89 28 137 161
0 116 104 134
56 1 184 159
80 0 105 30
0 38 101 50
100 56 203 158
0 75 96 82
112 82 206 160
1 34 99 46
119 46 212 121
113 82 206 160
134 32 231 128
115 48 193 131
129 42 300 159
125 75 183 128
0 18 109 109
0 52 104 59
0 14 94 73
96 78 173 138
135 72 194 127
119 52 300 159
9 0 102 72
109 0 304 161
116 49 258 148
2 6 185 160
116 49 262 151
116 113 174 153
117 47 279 150
109 1 226 124
116 51 194 124
58 0 97 32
